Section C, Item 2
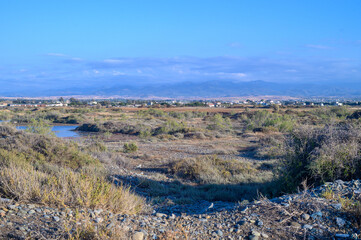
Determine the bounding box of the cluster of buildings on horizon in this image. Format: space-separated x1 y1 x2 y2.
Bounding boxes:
0 98 357 108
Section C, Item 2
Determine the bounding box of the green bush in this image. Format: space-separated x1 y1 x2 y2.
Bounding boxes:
25 118 54 136
206 114 232 131
0 126 99 170
154 119 189 135
279 124 361 192
244 110 295 132
123 142 138 153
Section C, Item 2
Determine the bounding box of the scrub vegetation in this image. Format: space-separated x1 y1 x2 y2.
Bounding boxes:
1 104 361 211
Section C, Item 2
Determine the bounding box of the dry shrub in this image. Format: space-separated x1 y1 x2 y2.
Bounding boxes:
91 152 129 169
349 201 361 228
255 134 286 159
280 124 361 192
0 126 144 214
0 126 99 170
0 162 144 214
170 155 258 184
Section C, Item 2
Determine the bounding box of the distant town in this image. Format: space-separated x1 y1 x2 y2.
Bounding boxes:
1 97 361 109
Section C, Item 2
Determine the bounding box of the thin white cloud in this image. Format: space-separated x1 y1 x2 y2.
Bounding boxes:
230 73 246 78
46 53 67 57
305 44 332 50
104 59 125 63
285 69 298 73
228 42 241 48
112 71 125 76
71 57 83 61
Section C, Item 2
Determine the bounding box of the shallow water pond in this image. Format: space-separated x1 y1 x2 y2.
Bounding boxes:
16 125 82 138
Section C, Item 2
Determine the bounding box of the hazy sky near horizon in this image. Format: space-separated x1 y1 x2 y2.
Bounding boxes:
1 0 361 90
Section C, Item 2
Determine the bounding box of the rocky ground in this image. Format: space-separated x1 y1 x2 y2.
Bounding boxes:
1 180 360 240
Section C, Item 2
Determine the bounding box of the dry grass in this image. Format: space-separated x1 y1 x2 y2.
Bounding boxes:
0 162 144 214
0 126 144 214
349 201 361 228
62 213 130 240
170 155 258 184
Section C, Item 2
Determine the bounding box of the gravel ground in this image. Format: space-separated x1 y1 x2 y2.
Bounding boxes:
1 180 360 239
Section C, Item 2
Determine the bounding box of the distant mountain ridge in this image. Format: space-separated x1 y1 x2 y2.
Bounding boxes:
2 80 361 98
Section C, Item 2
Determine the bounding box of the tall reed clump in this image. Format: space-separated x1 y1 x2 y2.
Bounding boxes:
0 126 144 214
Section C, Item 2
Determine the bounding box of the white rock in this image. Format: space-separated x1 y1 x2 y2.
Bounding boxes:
133 231 144 240
336 217 345 227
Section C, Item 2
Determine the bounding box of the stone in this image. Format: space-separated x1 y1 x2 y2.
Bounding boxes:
248 235 259 240
0 198 11 203
0 210 6 217
28 210 35 214
94 209 103 215
156 213 167 218
238 220 246 225
335 180 344 184
331 203 342 210
52 216 60 222
256 220 263 226
311 211 322 219
261 233 269 238
335 233 350 238
168 213 176 219
302 213 310 220
216 230 223 237
303 224 313 230
133 231 144 240
335 217 345 227
240 207 248 213
94 217 103 223
8 205 17 210
106 222 115 229
251 230 261 237
290 222 301 228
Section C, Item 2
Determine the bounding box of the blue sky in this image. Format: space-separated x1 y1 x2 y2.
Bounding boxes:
1 0 361 92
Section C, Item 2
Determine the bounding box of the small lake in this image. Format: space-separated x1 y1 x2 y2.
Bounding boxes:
16 125 82 138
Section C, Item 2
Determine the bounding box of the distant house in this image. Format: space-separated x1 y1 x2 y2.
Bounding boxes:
207 103 215 107
9 104 40 107
47 102 66 107
87 101 98 106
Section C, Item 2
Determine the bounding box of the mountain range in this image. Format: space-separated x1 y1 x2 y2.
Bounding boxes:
2 80 361 98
